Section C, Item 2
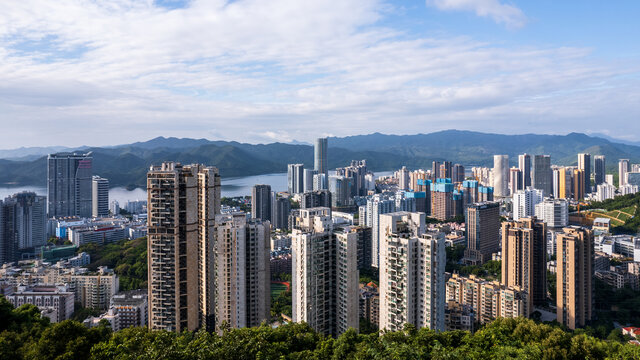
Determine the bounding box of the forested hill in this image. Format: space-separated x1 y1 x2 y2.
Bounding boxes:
1 299 639 359
2 130 640 188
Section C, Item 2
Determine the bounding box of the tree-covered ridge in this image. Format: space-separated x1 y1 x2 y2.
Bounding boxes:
583 192 640 234
2 295 640 360
79 237 147 291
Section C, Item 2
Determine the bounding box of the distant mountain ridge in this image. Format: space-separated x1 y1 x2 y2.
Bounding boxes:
1 130 639 188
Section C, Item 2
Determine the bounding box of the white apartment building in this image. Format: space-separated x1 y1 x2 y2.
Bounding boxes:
214 213 271 330
512 187 543 221
379 212 445 332
291 207 359 337
534 198 569 228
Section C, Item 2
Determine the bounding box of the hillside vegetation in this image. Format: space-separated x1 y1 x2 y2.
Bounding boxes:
585 192 640 234
79 238 147 291
1 296 639 360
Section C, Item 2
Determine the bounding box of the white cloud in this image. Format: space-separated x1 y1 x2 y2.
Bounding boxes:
426 0 527 28
0 0 638 148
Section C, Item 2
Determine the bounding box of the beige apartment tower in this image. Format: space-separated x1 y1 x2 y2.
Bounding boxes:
501 217 547 314
214 213 271 330
556 227 594 330
147 162 220 332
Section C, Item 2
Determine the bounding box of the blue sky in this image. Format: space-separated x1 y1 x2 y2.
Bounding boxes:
0 0 639 148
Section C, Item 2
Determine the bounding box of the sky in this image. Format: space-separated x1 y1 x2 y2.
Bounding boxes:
1 0 639 148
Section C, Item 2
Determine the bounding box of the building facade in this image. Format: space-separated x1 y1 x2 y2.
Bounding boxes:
47 152 93 218
147 162 221 332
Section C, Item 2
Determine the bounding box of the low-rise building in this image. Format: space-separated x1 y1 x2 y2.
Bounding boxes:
6 284 75 323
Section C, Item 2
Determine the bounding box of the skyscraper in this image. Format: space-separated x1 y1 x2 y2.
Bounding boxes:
147 162 220 332
619 159 630 187
287 164 305 194
512 187 543 221
431 179 454 221
509 167 522 194
501 217 547 312
91 176 109 217
272 196 291 230
251 184 272 222
0 192 47 263
367 195 396 268
431 161 440 180
314 138 328 181
378 212 445 332
464 202 500 265
214 214 270 330
577 153 591 193
518 154 531 188
493 155 509 197
47 152 93 218
534 198 569 228
328 176 353 208
303 169 316 192
532 155 552 196
557 227 594 330
452 164 465 183
594 155 606 186
291 207 358 336
572 169 585 200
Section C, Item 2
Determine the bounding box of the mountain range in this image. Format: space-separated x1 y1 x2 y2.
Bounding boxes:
1 130 639 189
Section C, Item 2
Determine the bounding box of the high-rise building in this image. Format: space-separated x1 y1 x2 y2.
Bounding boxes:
313 173 327 191
534 198 569 228
367 195 396 268
518 154 531 188
272 196 291 230
431 179 454 221
440 161 453 180
452 164 465 184
512 187 543 221
303 169 316 192
619 159 630 187
0 192 47 263
431 161 441 180
91 176 109 217
462 180 479 208
378 212 445 332
251 184 272 222
501 217 547 312
314 138 328 181
532 155 552 196
291 207 358 336
328 176 353 208
509 168 522 194
464 202 500 265
572 169 585 200
478 186 494 202
287 164 305 194
47 152 93 218
493 155 509 197
557 167 573 199
147 162 220 332
337 161 368 196
557 227 594 330
577 153 591 193
214 214 270 330
396 166 410 191
300 190 332 209
594 155 606 186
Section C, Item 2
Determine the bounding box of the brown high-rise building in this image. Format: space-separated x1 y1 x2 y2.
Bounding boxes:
501 217 547 313
556 227 594 330
147 162 221 332
572 169 585 201
463 202 500 265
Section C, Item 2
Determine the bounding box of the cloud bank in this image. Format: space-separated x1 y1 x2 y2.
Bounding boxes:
0 0 638 147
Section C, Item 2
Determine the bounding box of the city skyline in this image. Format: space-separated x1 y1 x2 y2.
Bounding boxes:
1 1 640 147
